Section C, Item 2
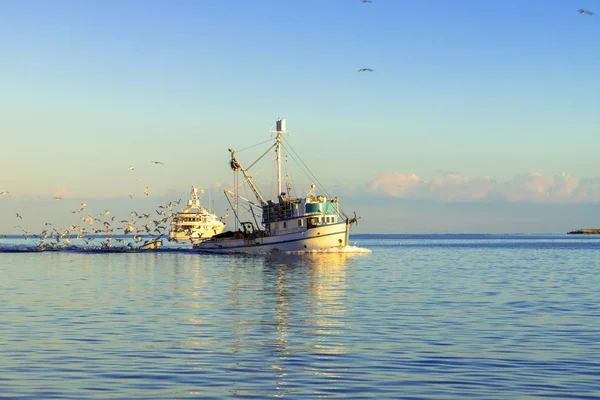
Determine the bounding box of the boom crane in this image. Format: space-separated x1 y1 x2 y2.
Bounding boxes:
229 149 267 205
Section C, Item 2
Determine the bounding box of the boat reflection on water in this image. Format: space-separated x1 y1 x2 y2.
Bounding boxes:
179 250 368 397
305 253 350 338
259 252 365 397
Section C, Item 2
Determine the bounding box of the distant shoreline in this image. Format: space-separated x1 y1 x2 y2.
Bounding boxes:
567 229 600 234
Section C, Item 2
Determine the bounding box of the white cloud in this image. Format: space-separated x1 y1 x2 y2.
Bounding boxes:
367 172 420 197
52 188 71 199
366 171 600 203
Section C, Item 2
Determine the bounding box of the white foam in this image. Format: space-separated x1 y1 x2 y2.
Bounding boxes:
285 245 372 254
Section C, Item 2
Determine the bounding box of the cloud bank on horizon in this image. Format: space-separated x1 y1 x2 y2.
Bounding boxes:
367 170 600 203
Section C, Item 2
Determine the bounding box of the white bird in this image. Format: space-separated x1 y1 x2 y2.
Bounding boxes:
53 196 63 200
151 161 164 165
129 166 135 170
358 68 374 72
578 9 593 15
16 213 22 219
0 191 8 196
143 187 149 196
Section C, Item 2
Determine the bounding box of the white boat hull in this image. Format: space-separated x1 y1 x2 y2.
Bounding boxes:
168 223 225 242
194 222 349 254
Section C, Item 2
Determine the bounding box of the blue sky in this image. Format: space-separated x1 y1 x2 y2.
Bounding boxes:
1 0 599 233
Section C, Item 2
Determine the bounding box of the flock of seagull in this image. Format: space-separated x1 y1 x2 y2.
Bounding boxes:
0 161 194 251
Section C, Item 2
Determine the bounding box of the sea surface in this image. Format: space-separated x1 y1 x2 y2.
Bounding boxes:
1 234 599 399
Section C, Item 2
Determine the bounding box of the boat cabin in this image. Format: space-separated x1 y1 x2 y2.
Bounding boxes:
261 192 339 236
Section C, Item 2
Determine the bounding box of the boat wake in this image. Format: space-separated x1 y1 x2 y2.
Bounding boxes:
284 245 372 254
0 244 190 253
0 244 371 255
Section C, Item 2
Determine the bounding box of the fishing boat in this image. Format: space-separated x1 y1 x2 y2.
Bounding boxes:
193 118 359 254
168 186 226 243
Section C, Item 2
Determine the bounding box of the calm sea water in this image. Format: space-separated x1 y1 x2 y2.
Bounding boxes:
1 234 599 399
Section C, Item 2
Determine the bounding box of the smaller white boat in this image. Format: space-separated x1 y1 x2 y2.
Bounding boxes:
168 186 226 243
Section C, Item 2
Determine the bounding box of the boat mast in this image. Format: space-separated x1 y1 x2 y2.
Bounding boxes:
273 118 287 196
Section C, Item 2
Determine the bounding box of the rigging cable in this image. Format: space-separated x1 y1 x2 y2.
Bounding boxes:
281 139 349 220
235 138 273 154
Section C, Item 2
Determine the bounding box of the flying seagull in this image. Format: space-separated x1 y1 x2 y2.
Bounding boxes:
362 0 372 3
358 68 374 72
151 161 164 165
129 166 135 170
53 196 63 200
578 9 593 15
0 191 8 196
